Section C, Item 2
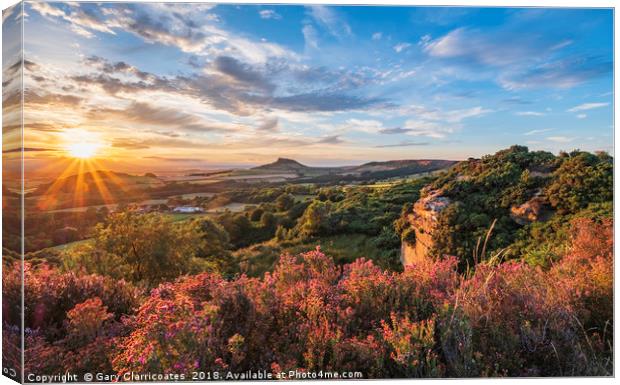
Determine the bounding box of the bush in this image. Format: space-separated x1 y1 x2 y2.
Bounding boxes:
18 218 612 378
92 212 202 286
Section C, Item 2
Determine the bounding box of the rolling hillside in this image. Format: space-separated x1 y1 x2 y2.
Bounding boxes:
249 157 456 180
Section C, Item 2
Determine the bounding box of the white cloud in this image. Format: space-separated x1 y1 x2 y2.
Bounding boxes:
500 58 612 91
302 24 319 49
327 104 491 139
399 105 491 122
344 118 385 133
398 105 491 138
422 28 467 57
550 39 573 51
393 43 411 53
29 2 296 65
443 106 491 122
403 120 452 138
567 102 609 112
30 2 116 39
423 27 528 67
308 5 352 38
422 27 609 92
30 2 66 18
372 32 382 41
547 136 574 143
576 113 587 119
516 111 545 116
259 9 281 20
418 34 431 46
524 128 553 136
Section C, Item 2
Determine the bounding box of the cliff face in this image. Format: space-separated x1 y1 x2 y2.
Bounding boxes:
400 189 450 266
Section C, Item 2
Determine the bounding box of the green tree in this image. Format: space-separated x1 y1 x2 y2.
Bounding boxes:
186 217 234 274
92 212 200 287
298 200 332 238
545 152 612 214
250 208 264 222
260 212 277 230
275 225 288 241
190 217 231 258
275 193 295 211
218 213 254 248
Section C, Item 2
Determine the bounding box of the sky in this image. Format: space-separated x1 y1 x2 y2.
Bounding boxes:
12 2 614 173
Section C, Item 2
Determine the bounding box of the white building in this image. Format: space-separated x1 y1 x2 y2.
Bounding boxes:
172 206 204 213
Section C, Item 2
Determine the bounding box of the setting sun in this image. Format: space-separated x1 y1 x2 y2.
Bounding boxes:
66 142 100 159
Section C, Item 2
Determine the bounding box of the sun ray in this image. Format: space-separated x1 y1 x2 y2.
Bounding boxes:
72 160 87 209
32 156 74 176
84 161 114 205
90 159 130 194
37 159 80 210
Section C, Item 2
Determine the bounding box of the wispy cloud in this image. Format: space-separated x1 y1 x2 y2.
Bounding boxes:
256 117 279 131
567 102 609 112
375 141 430 148
421 24 611 91
516 111 545 116
502 97 532 105
524 128 553 136
87 102 242 133
547 136 575 143
379 127 411 135
396 105 491 138
259 9 281 20
30 2 115 38
393 43 411 53
30 2 294 64
422 28 528 66
316 135 345 144
500 56 612 90
550 39 573 50
401 121 451 138
3 147 55 154
302 24 319 49
307 5 352 38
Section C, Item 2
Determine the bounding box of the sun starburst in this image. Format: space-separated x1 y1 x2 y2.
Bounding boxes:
66 142 100 159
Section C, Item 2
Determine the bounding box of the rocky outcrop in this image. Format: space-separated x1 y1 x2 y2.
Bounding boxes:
510 193 552 225
400 189 450 266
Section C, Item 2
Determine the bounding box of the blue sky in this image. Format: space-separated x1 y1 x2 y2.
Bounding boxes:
18 2 613 170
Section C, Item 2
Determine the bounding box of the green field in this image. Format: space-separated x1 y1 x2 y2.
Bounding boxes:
51 239 91 252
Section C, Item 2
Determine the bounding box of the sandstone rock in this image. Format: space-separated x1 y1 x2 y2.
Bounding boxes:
510 194 551 225
400 189 450 266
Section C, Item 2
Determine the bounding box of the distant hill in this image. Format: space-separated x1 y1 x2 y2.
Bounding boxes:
252 158 316 172
350 159 457 175
250 157 456 180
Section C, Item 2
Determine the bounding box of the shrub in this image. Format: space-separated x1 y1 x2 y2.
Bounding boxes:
381 314 443 377
92 212 202 286
19 217 613 378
